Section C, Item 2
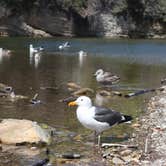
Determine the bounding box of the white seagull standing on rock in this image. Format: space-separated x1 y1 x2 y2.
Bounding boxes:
94 69 120 85
68 96 132 146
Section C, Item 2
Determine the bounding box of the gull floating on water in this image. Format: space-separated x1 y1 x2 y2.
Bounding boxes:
78 50 87 56
94 69 120 85
58 42 70 50
29 44 44 54
0 48 11 56
68 96 132 146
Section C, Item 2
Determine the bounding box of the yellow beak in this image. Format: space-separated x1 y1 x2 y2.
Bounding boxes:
68 101 77 106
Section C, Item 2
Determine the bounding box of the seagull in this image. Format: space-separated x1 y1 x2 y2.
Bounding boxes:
58 42 70 50
94 69 120 85
78 50 87 57
68 96 132 146
0 48 12 56
29 44 44 54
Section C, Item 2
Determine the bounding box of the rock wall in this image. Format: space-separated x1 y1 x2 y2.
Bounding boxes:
0 0 166 38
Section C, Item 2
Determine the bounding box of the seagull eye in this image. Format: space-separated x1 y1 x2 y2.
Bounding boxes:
80 99 83 101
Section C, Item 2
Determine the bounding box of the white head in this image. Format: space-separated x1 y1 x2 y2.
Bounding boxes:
30 44 33 49
79 50 87 56
94 69 104 76
68 96 92 108
58 45 63 50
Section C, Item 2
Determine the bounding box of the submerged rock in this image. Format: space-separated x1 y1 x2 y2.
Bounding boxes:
32 158 49 166
72 88 94 96
0 119 50 144
67 82 81 91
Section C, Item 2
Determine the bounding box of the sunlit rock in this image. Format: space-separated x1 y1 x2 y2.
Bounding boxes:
0 119 50 144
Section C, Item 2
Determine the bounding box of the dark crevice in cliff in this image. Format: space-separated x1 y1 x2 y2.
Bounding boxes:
71 10 96 37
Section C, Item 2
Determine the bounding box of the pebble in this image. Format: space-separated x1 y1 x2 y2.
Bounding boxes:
112 157 124 165
30 147 38 150
120 149 132 156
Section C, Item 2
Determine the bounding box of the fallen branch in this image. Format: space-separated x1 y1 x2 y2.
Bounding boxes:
102 143 138 149
144 138 148 154
124 87 164 98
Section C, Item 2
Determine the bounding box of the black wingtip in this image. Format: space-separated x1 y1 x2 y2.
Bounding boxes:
119 115 132 124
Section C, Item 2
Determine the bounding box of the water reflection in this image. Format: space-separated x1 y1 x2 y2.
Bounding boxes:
29 52 42 68
0 48 12 64
78 50 87 67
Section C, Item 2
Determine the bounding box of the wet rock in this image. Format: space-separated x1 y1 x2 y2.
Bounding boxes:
161 78 166 84
67 82 81 91
0 83 13 94
98 90 111 96
61 153 81 159
32 158 49 166
72 88 94 96
0 119 50 144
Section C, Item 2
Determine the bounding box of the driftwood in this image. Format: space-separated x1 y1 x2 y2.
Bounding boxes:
30 93 41 104
144 138 148 154
40 86 58 91
102 143 138 149
124 87 164 98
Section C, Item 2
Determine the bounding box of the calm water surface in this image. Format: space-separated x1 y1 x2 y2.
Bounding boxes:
0 37 166 157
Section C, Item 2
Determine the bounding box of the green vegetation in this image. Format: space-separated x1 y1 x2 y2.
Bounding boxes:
0 0 36 12
0 0 87 13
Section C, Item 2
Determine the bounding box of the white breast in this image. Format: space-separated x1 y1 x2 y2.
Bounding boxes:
76 106 110 134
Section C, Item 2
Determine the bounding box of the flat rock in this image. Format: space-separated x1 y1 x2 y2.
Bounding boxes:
0 119 50 144
112 157 124 165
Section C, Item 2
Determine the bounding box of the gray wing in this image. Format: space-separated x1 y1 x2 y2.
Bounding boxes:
94 106 122 126
104 75 120 82
103 72 113 77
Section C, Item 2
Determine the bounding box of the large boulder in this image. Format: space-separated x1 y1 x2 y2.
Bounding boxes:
0 119 50 144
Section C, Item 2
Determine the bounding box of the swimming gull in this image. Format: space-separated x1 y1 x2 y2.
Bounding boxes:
29 44 44 54
94 69 120 85
58 42 70 50
68 96 132 146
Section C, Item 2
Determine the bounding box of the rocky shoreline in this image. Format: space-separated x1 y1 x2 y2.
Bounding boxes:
1 86 166 165
136 86 166 165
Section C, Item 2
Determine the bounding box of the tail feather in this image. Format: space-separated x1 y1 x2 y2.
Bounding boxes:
119 115 132 124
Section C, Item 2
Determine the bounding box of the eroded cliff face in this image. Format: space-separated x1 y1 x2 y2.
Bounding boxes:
0 0 166 38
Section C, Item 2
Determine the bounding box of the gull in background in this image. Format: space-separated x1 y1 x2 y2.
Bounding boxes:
94 69 120 85
29 44 44 55
58 42 70 50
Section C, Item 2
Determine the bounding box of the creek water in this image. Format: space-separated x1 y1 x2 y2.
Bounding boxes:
0 37 166 163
